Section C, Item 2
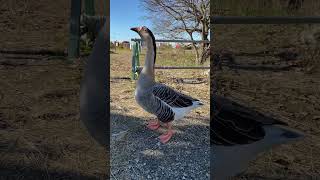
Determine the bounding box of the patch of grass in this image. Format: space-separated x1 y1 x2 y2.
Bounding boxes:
299 47 320 74
138 48 206 67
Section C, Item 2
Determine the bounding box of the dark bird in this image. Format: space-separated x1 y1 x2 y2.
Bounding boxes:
80 20 109 146
211 95 304 179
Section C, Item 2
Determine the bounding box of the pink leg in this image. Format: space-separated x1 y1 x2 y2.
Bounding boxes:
159 123 174 144
147 119 160 130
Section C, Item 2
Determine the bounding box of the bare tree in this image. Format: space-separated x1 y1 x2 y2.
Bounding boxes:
141 0 210 64
287 0 304 11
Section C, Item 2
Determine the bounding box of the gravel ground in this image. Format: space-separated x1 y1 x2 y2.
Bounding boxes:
111 112 209 180
110 49 210 180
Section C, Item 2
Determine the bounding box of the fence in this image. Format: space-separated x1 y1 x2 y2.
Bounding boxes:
131 39 210 80
210 15 320 94
69 0 107 59
211 16 320 24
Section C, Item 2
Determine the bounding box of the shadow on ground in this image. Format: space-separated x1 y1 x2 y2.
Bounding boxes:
0 164 104 180
110 113 209 180
235 173 320 180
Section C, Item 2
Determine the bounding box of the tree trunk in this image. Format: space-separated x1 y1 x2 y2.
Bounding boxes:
193 43 200 64
199 2 209 64
199 20 209 64
186 31 201 64
195 48 200 64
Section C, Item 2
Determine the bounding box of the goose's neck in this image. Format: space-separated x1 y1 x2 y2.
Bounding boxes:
141 37 156 78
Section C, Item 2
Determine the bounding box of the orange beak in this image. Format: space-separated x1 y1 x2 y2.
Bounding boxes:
130 27 141 33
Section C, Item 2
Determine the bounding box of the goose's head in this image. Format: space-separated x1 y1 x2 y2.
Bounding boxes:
130 26 154 41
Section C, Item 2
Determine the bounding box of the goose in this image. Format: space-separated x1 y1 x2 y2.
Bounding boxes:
80 20 109 147
211 95 304 179
130 26 204 144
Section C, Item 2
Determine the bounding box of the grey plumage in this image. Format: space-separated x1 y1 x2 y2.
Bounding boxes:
211 95 304 179
132 26 203 125
80 20 109 147
152 84 200 108
211 95 288 146
138 83 200 123
135 83 175 123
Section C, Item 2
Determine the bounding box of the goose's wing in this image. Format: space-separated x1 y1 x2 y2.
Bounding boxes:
152 84 199 108
153 95 175 123
211 95 288 146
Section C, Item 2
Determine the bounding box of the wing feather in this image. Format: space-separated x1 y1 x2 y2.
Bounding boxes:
152 84 198 108
153 95 175 123
211 95 288 146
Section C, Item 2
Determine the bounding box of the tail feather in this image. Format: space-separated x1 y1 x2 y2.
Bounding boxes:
193 100 204 107
197 101 204 106
281 128 304 139
264 125 304 145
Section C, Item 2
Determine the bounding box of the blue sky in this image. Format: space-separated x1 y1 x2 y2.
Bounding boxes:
110 0 153 41
110 0 208 42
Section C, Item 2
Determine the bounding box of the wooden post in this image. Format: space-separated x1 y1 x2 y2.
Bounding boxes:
85 0 95 16
68 0 81 59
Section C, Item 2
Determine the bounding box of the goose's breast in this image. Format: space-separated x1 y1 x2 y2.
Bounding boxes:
135 89 155 113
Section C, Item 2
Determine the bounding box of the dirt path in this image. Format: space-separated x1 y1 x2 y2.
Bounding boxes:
110 50 210 179
0 55 107 179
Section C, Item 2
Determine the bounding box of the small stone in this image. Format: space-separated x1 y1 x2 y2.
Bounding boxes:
147 175 151 179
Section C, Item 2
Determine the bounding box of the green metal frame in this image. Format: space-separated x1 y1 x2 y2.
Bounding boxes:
68 0 82 60
69 0 103 60
131 42 141 80
130 39 211 80
85 0 95 16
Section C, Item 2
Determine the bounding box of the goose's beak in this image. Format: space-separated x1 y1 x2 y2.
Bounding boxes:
130 27 139 33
